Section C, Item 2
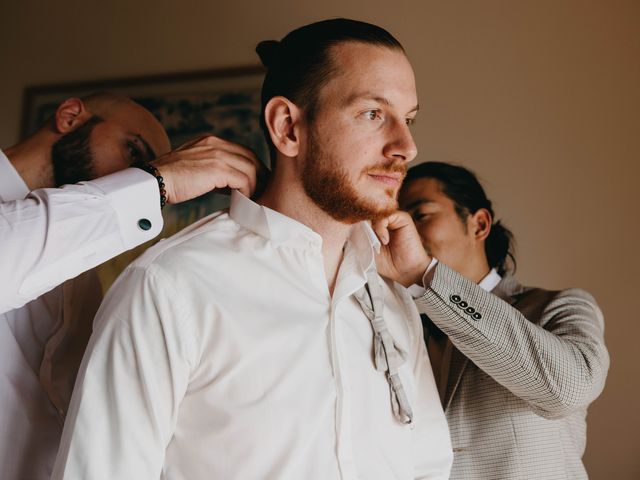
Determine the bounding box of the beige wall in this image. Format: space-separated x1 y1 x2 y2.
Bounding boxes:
1 0 638 477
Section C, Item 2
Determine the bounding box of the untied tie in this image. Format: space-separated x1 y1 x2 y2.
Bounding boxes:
353 270 413 425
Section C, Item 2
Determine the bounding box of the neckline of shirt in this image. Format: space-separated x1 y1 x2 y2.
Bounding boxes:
229 190 380 273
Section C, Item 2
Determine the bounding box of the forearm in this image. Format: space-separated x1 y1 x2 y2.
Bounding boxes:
0 168 162 313
415 263 609 418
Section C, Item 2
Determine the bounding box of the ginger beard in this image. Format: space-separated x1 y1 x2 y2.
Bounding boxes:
301 129 406 224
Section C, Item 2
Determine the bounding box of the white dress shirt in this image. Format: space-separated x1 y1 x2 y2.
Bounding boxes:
54 191 453 480
0 149 164 479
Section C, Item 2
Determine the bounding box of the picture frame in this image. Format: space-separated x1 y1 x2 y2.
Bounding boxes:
21 65 268 291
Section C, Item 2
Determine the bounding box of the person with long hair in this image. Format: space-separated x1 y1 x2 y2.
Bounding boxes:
375 160 609 479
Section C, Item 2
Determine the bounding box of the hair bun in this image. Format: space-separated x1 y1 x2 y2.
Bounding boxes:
256 40 281 67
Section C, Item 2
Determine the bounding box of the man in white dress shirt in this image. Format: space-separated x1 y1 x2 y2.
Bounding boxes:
1 92 259 479
53 19 453 479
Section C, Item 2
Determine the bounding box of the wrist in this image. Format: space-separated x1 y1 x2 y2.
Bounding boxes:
399 256 431 288
133 161 167 209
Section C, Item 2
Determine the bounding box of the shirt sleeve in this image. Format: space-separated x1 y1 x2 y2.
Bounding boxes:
0 168 162 314
398 287 453 479
52 262 195 479
415 262 610 419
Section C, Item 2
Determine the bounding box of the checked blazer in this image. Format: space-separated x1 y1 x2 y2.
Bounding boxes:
414 263 609 480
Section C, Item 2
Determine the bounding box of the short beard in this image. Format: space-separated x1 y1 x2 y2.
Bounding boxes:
301 130 405 224
51 115 103 187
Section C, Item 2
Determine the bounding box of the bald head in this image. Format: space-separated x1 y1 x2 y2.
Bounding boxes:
80 92 170 159
5 92 170 190
46 92 170 187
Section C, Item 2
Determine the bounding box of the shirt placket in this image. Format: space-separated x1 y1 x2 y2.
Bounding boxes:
330 249 370 480
329 298 359 480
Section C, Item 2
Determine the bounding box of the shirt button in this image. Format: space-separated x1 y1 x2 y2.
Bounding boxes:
450 294 462 304
138 218 152 231
472 312 482 320
458 301 468 309
465 307 475 315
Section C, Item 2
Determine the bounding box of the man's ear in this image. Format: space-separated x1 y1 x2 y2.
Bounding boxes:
54 98 92 134
471 208 492 242
264 96 302 158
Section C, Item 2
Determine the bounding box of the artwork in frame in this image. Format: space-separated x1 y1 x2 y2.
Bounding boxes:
21 66 268 291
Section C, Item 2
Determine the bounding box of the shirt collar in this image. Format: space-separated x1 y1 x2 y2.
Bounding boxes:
478 268 502 292
346 220 380 275
0 149 29 201
229 190 380 271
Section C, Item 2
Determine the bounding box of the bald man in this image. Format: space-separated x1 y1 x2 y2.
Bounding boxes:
0 93 260 479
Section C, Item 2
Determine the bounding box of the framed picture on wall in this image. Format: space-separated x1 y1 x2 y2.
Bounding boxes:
21 65 268 291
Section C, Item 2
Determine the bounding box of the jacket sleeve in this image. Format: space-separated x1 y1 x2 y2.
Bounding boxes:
0 168 162 313
414 263 609 419
52 262 195 479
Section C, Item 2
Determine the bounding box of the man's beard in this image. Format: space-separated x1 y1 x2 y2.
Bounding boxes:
51 115 103 187
301 130 406 224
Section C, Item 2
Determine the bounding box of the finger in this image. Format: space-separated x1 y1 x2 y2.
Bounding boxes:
178 145 260 189
175 135 213 150
215 154 258 195
372 217 390 245
175 136 258 168
384 210 413 232
198 135 259 164
169 146 258 192
205 163 253 197
220 169 253 197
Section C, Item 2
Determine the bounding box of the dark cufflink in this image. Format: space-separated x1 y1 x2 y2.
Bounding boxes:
450 294 462 304
138 218 152 231
465 307 476 315
472 312 482 320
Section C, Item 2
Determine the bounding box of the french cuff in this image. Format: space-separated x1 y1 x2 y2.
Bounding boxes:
408 257 438 298
86 168 163 248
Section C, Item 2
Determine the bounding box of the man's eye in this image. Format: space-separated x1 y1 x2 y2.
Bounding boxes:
361 110 382 121
406 117 416 126
127 143 143 163
412 211 430 222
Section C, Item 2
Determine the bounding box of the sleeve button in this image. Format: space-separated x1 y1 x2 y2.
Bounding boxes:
465 307 475 314
458 301 468 308
472 312 482 320
450 294 462 304
138 218 152 231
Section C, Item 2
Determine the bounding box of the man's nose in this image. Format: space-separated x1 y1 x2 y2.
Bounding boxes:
383 119 418 163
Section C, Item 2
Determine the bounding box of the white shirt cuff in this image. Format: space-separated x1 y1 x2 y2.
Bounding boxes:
408 257 438 298
85 168 163 248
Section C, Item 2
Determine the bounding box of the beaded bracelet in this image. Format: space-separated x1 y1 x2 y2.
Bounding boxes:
133 162 167 209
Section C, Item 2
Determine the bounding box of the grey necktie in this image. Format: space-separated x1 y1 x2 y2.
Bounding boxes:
353 271 414 425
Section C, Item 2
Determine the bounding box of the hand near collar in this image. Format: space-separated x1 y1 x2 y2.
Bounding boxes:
373 210 432 288
150 135 267 204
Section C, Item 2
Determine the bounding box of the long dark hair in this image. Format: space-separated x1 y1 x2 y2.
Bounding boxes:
404 161 516 275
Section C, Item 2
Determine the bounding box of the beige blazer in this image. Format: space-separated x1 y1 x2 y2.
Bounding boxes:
415 263 609 480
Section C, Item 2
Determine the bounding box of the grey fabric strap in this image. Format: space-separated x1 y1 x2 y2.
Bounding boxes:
353 272 414 425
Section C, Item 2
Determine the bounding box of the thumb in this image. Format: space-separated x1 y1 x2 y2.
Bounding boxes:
372 217 390 245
